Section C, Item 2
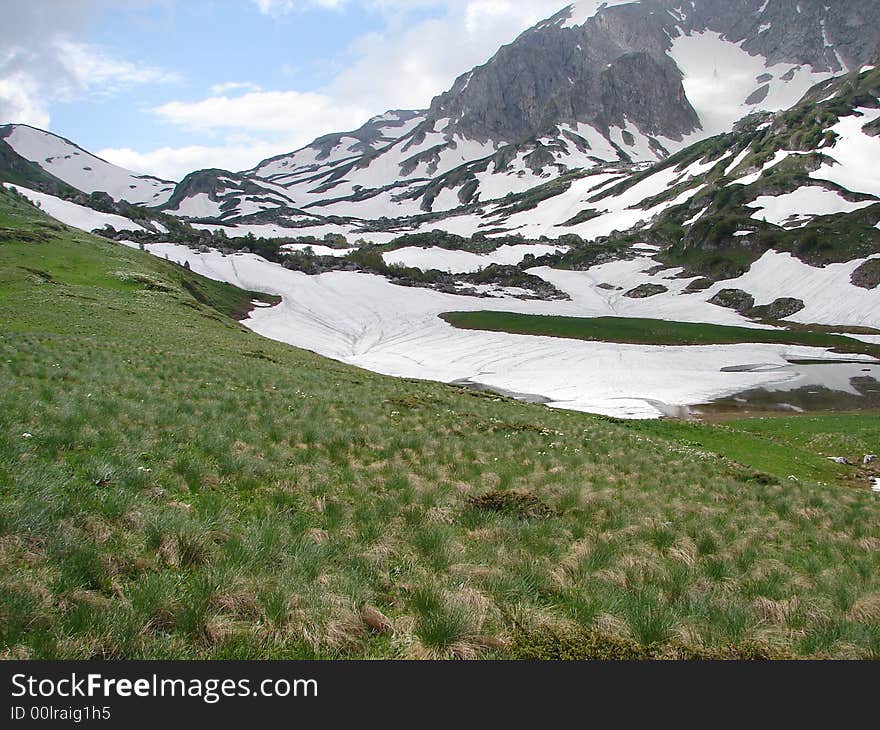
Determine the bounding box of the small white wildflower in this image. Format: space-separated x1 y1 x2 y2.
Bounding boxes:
22 432 33 439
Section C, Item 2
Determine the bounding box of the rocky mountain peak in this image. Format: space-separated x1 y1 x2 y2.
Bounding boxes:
426 1 697 144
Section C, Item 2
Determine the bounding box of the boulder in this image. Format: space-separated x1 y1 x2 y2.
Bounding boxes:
684 277 713 293
624 283 669 299
709 288 755 312
851 259 880 290
749 297 806 320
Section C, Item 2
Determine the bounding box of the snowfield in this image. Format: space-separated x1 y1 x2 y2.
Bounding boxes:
810 107 880 197
703 251 880 329
669 31 836 138
169 193 224 219
381 244 567 273
6 184 148 233
3 125 175 206
133 241 875 419
748 186 876 227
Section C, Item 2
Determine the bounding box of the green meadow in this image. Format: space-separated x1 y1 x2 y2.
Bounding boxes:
441 311 880 358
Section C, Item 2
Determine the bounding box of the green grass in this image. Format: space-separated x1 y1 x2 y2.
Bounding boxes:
441 311 880 358
4 185 880 660
620 415 878 487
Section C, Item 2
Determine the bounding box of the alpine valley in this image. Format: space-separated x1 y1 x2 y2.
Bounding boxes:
3 0 880 418
4 0 880 663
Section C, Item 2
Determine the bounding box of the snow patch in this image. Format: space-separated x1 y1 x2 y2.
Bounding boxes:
4 126 175 206
382 244 566 273
810 107 880 197
560 1 639 28
705 251 880 329
134 242 849 420
748 186 875 227
670 31 836 138
5 184 147 233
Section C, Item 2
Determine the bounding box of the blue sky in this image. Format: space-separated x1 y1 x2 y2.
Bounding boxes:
51 2 401 151
1 0 567 179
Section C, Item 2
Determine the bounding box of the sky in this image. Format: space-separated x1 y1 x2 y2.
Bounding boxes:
0 0 569 180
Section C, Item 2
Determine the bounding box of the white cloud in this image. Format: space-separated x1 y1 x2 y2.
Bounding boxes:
53 40 180 95
153 90 368 134
0 3 179 128
130 88 371 177
0 72 49 128
327 1 564 111
209 81 264 95
252 0 347 14
99 138 300 180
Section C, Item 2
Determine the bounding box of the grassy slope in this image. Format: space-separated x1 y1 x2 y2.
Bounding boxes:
3 187 880 660
441 311 880 358
623 416 879 487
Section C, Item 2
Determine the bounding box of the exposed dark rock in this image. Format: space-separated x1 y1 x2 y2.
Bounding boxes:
425 3 699 144
709 288 756 311
851 259 880 289
745 85 771 105
561 208 602 226
749 297 806 320
679 0 879 73
683 277 714 293
423 0 880 147
523 145 557 173
624 283 669 298
642 264 668 276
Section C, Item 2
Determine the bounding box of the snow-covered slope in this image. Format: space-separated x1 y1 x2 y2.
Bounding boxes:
134 240 876 419
0 125 176 206
5 183 149 233
669 30 836 138
702 250 880 329
382 244 567 274
809 106 880 197
153 0 877 235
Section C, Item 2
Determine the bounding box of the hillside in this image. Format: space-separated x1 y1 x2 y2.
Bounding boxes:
0 124 176 206
2 2 878 258
3 186 880 659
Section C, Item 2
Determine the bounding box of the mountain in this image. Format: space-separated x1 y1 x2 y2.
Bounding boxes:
0 124 176 206
141 0 878 237
1 0 878 250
